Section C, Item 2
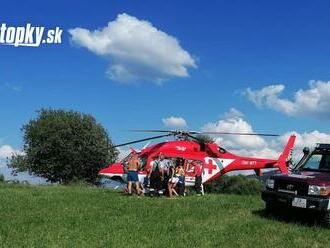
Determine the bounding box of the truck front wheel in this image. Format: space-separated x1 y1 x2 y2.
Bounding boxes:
320 212 330 228
265 201 275 214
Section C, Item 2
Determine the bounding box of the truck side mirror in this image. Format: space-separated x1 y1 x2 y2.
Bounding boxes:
303 147 310 155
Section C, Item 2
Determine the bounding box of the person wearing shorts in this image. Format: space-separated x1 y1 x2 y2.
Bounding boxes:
168 176 179 184
127 154 141 195
176 164 185 196
168 164 183 198
127 170 139 182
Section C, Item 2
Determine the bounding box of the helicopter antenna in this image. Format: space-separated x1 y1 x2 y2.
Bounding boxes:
142 142 151 150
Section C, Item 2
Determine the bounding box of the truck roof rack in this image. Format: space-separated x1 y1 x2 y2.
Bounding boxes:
315 143 330 151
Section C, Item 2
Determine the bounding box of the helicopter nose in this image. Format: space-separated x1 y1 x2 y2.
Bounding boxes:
99 163 124 176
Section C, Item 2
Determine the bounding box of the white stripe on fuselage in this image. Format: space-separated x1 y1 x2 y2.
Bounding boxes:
202 157 235 182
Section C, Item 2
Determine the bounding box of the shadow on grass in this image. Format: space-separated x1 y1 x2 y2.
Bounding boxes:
252 208 323 228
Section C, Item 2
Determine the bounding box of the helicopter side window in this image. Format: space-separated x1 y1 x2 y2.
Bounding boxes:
139 155 147 171
149 156 176 173
186 160 194 172
148 156 187 173
218 147 226 154
185 159 203 174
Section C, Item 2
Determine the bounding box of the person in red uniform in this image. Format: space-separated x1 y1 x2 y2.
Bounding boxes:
194 161 203 195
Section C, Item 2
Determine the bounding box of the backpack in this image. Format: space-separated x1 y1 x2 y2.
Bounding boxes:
151 160 160 177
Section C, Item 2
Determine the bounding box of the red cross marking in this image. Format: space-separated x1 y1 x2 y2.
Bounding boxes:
204 159 217 174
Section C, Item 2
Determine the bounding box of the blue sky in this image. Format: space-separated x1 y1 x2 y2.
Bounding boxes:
1 0 330 156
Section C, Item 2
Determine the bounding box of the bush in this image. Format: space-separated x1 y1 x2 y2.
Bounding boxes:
66 177 94 187
0 174 4 182
204 174 262 195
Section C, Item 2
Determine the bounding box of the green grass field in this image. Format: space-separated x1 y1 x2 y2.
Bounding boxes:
0 183 330 248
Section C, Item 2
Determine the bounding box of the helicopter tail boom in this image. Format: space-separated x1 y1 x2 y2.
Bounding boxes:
276 134 296 173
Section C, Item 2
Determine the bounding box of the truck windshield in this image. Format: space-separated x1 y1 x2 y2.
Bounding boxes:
301 154 330 171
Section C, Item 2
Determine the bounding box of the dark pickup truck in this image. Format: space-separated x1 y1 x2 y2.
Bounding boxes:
262 143 330 227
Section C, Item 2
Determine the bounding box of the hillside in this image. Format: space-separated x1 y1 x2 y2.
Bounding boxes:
0 184 329 247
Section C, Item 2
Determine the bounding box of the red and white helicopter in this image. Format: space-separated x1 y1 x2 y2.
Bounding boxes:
99 130 296 186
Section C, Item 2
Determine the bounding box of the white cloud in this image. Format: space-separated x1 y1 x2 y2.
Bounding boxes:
69 13 196 84
202 113 266 150
162 116 187 128
5 82 22 92
202 109 330 163
245 80 330 120
0 145 19 159
224 108 244 119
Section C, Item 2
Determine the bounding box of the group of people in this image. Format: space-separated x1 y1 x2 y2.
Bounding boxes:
125 153 204 197
149 154 185 197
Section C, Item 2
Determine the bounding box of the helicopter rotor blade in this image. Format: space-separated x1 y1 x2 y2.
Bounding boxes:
128 129 176 133
114 134 172 148
197 132 279 137
128 129 200 134
128 129 278 137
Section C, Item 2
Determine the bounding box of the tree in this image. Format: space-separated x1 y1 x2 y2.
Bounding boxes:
0 174 4 182
9 109 118 184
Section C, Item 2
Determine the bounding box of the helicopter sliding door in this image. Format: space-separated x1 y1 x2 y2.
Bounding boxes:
185 159 203 187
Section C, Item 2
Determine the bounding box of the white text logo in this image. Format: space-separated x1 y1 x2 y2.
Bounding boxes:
0 23 63 47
